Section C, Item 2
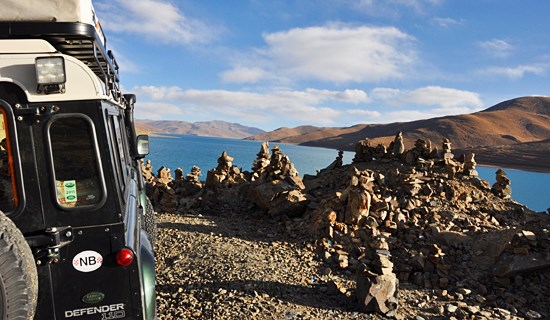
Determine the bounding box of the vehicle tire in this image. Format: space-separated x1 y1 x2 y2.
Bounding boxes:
0 211 38 320
143 197 157 248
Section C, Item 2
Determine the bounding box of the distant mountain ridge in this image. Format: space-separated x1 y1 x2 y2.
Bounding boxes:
247 96 550 150
135 97 550 172
135 120 264 139
246 96 550 172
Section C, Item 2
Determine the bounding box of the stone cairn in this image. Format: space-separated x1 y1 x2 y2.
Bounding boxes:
142 160 154 183
187 166 202 184
205 151 246 189
143 133 547 318
173 166 203 196
142 164 177 212
247 143 308 217
251 141 271 182
390 131 405 158
491 169 512 198
250 142 305 189
441 138 453 160
145 143 308 216
141 160 206 212
305 132 534 318
463 152 478 176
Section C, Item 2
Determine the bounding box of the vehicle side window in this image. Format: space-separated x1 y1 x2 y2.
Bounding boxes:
0 108 17 212
108 115 128 190
49 116 104 208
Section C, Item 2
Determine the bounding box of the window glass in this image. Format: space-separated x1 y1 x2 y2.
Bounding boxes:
112 117 129 178
108 116 126 190
0 109 17 212
50 116 103 208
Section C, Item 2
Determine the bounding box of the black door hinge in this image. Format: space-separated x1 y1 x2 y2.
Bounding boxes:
26 226 73 265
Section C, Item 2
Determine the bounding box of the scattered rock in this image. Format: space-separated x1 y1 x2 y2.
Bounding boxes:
145 133 550 319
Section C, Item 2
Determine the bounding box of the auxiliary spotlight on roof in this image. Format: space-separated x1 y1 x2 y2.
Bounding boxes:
35 56 66 94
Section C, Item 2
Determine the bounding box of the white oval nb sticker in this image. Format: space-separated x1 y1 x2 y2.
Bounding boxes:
72 250 103 272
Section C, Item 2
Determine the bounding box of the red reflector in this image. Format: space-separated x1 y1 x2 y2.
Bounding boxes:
116 248 134 266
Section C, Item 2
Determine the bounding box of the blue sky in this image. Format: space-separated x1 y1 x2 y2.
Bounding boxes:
95 0 550 131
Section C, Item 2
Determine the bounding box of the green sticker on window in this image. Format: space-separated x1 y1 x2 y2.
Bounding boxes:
64 180 77 202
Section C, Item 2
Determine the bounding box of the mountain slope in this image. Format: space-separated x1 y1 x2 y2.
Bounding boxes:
458 139 550 172
247 96 550 151
135 120 264 139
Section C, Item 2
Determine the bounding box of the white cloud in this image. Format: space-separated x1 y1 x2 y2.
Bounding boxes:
220 67 267 83
478 39 513 58
257 24 417 83
134 102 184 119
305 89 370 104
371 86 484 112
96 0 217 44
133 85 486 127
133 86 373 126
402 86 483 109
339 89 370 103
347 109 381 118
370 87 401 101
432 17 463 28
480 64 547 79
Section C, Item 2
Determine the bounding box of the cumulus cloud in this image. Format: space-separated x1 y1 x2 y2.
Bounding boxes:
370 87 402 101
371 86 484 111
347 109 381 118
365 86 485 123
401 86 483 109
257 24 417 83
133 85 486 127
96 0 217 44
134 102 184 119
480 64 547 79
221 24 417 85
478 39 513 58
220 67 267 83
305 89 371 104
133 86 376 125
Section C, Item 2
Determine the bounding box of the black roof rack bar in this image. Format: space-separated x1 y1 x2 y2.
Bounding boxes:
0 22 121 102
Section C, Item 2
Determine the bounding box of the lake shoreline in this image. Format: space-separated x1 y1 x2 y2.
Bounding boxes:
475 161 550 174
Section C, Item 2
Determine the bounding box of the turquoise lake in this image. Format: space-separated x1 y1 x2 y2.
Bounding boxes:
145 134 550 212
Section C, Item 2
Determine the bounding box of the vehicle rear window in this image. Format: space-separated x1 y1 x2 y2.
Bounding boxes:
49 116 104 208
0 108 17 212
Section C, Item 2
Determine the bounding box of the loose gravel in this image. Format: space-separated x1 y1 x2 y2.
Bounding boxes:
155 211 375 320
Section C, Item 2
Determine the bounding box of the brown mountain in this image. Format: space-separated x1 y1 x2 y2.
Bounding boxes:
135 120 264 139
248 96 550 149
247 96 550 171
459 139 550 173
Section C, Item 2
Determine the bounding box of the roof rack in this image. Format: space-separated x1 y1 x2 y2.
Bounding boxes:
0 22 122 102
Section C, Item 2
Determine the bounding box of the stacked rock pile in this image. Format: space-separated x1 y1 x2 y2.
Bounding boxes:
144 142 308 217
492 169 512 199
299 134 549 318
144 132 549 319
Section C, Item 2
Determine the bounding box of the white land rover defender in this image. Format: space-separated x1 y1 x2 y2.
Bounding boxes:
0 1 156 319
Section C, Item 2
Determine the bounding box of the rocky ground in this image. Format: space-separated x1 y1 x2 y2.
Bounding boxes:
154 211 550 320
148 135 550 320
155 211 360 319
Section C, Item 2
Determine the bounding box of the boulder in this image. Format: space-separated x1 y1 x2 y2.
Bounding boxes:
267 189 310 217
248 180 294 210
356 264 399 316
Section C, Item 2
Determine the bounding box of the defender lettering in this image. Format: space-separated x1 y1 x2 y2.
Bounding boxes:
65 303 125 318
